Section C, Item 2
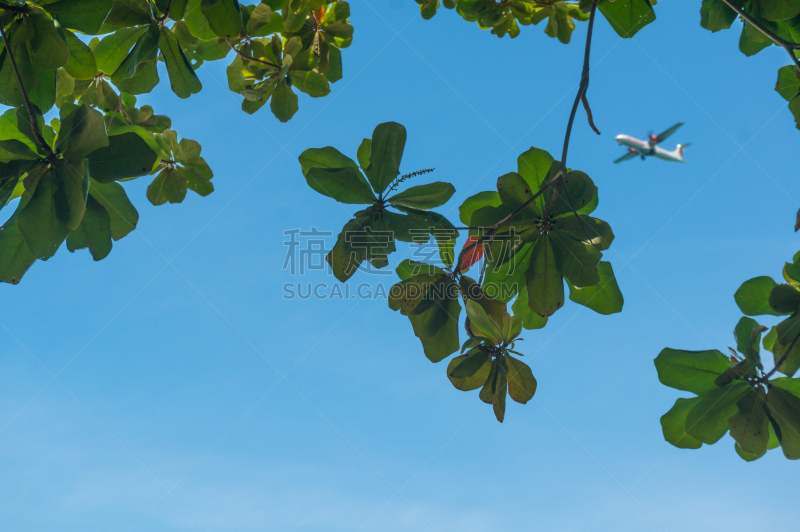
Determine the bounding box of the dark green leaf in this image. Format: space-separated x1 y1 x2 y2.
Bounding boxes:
685 382 750 444
506 354 536 404
728 388 769 456
17 168 70 260
699 0 736 32
525 235 563 317
767 386 800 459
89 179 138 240
66 194 112 260
147 167 188 205
365 122 406 196
0 215 37 284
770 284 800 314
159 27 202 99
549 229 601 288
305 166 376 204
87 128 159 182
45 0 114 35
201 0 244 38
270 81 298 122
387 182 455 210
450 349 490 378
459 190 501 226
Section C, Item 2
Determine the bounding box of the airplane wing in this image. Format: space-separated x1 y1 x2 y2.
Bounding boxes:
654 122 684 144
614 151 639 164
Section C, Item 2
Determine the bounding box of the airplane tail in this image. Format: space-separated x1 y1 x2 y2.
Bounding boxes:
677 142 691 161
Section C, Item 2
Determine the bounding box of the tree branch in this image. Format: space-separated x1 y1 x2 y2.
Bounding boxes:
156 0 175 23
720 0 800 73
760 331 800 382
454 0 601 272
0 25 53 159
226 39 280 69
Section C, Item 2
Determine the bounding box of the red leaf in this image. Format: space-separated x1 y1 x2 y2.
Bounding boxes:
457 236 484 273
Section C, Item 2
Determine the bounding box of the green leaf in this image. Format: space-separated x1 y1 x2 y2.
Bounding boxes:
299 146 361 176
685 382 750 444
388 273 445 314
776 65 800 102
556 214 614 251
365 122 406 196
661 397 704 449
699 0 736 32
735 276 783 316
759 0 800 22
159 27 203 99
201 0 244 38
459 191 501 226
516 147 554 213
89 179 138 240
774 313 800 377
506 354 536 404
356 138 370 169
305 167 376 204
734 316 762 357
56 158 90 231
739 22 772 56
496 171 540 217
409 281 461 362
547 171 597 218
0 34 56 112
465 299 503 344
290 70 330 97
511 285 548 330
567 261 623 315
450 349 490 378
93 26 148 75
770 284 800 314
63 30 98 80
728 388 770 456
395 259 446 281
0 215 37 284
549 229 601 288
654 348 732 395
29 10 71 70
764 325 778 353
45 0 114 35
270 81 298 122
87 128 159 182
147 167 188 205
447 352 492 391
387 182 455 210
66 194 112 261
598 0 656 38
56 104 109 161
525 236 563 317
767 386 800 459
492 371 507 422
119 22 161 79
17 168 70 260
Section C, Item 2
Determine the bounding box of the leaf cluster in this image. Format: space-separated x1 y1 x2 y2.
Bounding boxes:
299 122 624 422
656 250 800 461
699 0 800 128
414 0 656 41
0 0 354 283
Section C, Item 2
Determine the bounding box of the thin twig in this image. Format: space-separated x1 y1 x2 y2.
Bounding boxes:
720 0 800 73
226 39 280 69
760 331 800 382
0 25 52 159
156 0 175 23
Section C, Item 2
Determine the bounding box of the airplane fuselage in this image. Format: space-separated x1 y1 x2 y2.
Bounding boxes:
615 135 685 162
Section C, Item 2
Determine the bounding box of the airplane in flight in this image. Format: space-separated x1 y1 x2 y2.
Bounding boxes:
614 122 690 163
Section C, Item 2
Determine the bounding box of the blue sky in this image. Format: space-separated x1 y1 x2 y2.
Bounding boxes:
2 1 800 530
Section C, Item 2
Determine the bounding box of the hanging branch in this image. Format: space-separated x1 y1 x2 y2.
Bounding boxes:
0 25 54 160
454 0 601 272
720 0 800 73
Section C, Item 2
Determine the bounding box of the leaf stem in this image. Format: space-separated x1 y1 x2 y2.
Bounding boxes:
156 0 175 23
720 0 800 73
0 24 54 159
